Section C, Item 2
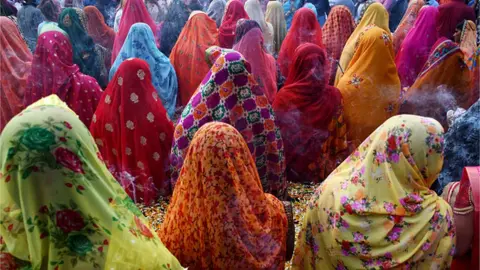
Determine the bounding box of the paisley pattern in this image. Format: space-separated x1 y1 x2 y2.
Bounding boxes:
419 39 460 78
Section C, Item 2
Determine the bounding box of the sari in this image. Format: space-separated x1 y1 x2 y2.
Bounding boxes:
292 115 455 269
278 8 323 77
244 0 274 53
466 46 479 106
111 0 157 64
459 20 477 61
169 47 286 198
207 0 226 27
265 0 287 57
321 5 355 85
219 0 249 48
400 38 472 129
337 26 400 144
24 32 102 126
90 59 174 204
58 8 108 87
392 0 424 54
395 6 438 88
436 0 475 40
84 6 115 50
234 19 261 43
283 0 302 29
233 28 277 103
169 12 218 107
160 122 287 269
17 3 45 52
109 23 178 118
334 2 389 85
0 95 182 269
0 17 32 132
303 3 318 17
38 0 60 22
273 43 348 183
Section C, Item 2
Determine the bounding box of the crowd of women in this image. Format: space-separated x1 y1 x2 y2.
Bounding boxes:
0 0 479 267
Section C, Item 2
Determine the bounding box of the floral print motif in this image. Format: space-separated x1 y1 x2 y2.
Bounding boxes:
347 74 363 88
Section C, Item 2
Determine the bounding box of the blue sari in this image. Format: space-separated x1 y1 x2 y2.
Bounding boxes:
283 0 302 29
109 23 178 118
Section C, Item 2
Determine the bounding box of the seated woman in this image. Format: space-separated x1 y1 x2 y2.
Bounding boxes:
273 43 349 183
292 115 455 269
0 95 182 269
160 122 290 269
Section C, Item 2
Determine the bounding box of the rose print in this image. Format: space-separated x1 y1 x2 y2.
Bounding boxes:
54 147 84 174
20 127 56 151
0 252 17 270
56 209 85 233
66 234 93 256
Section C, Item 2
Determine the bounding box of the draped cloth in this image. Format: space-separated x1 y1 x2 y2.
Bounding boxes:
337 26 400 144
273 43 348 183
233 28 277 104
84 6 115 50
169 13 218 107
466 46 479 106
24 32 102 126
207 0 226 27
219 0 249 48
244 0 274 53
334 2 389 85
90 59 174 204
278 8 323 77
234 19 261 43
38 0 61 22
292 115 455 269
400 38 472 129
321 5 355 85
265 1 287 57
459 20 477 61
0 95 182 270
109 23 178 118
169 48 286 198
392 0 424 54
436 0 475 40
160 122 287 269
395 6 438 88
17 4 45 52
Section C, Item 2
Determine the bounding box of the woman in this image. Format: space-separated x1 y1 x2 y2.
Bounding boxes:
169 47 286 198
234 19 261 43
273 43 348 183
84 6 115 50
90 59 174 204
244 0 274 53
466 46 479 106
110 23 178 118
233 28 277 103
265 0 287 57
436 0 475 40
278 8 323 78
458 20 477 61
321 5 355 85
37 0 62 35
58 8 108 87
113 0 124 32
219 0 249 48
160 122 288 269
145 0 163 22
207 0 226 27
395 6 439 88
0 17 32 132
303 2 318 17
292 115 455 269
334 2 389 85
283 0 302 29
400 38 472 129
111 0 157 64
0 95 183 269
24 31 102 126
337 26 400 144
392 0 424 54
169 12 218 107
17 0 45 52
0 0 17 17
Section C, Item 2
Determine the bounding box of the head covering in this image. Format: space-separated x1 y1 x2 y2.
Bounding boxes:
111 0 157 64
0 17 32 132
392 0 424 54
283 0 302 29
303 2 318 16
24 32 102 126
244 0 274 52
234 19 261 43
466 46 479 106
278 7 323 77
265 0 287 56
160 122 287 268
207 0 226 27
58 8 108 87
233 28 277 103
169 47 286 197
334 2 389 85
169 12 218 107
0 95 182 269
321 5 355 85
354 0 376 22
219 0 249 48
436 0 476 40
273 43 347 183
84 6 115 50
0 0 17 16
37 0 61 21
109 23 178 118
400 38 472 129
395 6 439 88
292 115 455 269
90 59 174 204
17 3 45 52
337 25 400 144
459 20 477 61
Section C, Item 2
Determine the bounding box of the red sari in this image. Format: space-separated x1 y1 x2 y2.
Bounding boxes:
90 58 174 204
219 0 249 48
84 6 116 50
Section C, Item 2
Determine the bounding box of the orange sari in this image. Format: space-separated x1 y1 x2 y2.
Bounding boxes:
169 12 219 107
337 25 400 144
159 122 287 269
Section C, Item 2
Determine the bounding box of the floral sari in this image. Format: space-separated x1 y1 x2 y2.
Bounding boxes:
392 0 424 54
292 115 455 269
0 95 182 269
